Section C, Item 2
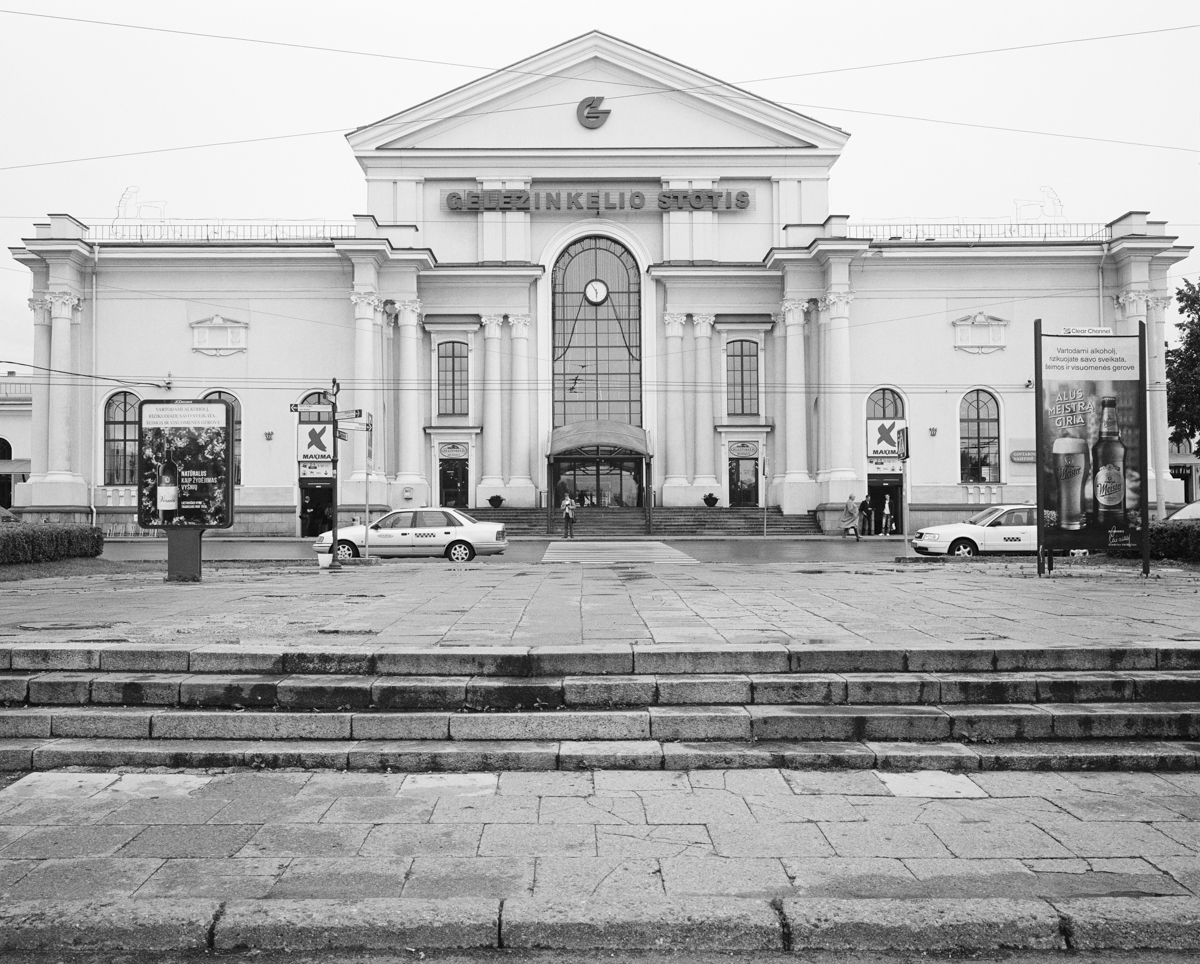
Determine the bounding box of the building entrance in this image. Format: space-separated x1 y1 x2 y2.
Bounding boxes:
553 455 644 508
867 473 902 535
728 457 759 506
299 483 333 537
439 458 469 508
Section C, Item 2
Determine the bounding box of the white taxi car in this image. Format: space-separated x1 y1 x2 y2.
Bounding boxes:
313 507 506 562
911 504 1036 557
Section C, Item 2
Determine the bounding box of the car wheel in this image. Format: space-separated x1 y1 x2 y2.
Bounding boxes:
335 540 358 560
446 540 475 563
948 538 978 558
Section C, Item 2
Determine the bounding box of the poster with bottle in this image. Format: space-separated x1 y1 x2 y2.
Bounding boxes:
1034 323 1147 555
137 399 234 528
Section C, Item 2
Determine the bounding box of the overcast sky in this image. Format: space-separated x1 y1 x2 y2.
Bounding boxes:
0 0 1196 372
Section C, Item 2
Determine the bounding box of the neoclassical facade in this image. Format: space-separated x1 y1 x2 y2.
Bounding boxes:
10 32 1188 534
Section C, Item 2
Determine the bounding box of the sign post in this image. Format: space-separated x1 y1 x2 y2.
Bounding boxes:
897 426 910 553
1034 320 1149 576
329 380 341 570
137 398 235 582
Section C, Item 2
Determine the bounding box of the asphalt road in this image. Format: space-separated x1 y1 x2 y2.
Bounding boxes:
101 537 912 565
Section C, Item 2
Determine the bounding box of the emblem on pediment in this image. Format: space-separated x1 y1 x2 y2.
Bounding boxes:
191 315 248 356
952 312 1008 354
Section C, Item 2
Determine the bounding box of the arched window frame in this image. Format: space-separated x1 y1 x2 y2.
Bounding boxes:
298 390 334 423
959 388 1001 484
203 391 242 486
103 391 140 486
725 339 760 416
437 340 470 416
867 388 905 420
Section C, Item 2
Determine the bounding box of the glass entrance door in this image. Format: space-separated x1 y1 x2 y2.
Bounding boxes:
553 458 643 508
728 458 759 506
439 459 469 508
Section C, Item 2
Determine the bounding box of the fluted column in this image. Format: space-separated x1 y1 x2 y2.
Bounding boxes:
508 314 534 490
480 314 505 489
691 313 718 487
45 291 81 480
820 289 856 482
28 298 50 482
1147 293 1174 517
662 313 688 488
395 300 424 488
781 299 809 479
350 292 382 481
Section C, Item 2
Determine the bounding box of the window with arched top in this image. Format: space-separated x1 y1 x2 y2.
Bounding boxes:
438 341 469 415
1170 439 1193 455
298 391 333 423
726 340 759 415
867 388 905 419
104 392 140 485
204 391 242 485
960 389 1000 483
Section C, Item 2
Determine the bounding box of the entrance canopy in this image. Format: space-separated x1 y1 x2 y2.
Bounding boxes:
550 420 649 457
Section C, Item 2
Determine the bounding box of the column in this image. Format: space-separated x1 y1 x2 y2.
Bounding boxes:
821 289 856 486
395 300 425 492
479 314 505 490
350 292 381 482
507 314 536 499
662 313 688 492
1148 294 1175 515
45 291 81 481
781 299 808 479
691 313 718 487
28 298 50 482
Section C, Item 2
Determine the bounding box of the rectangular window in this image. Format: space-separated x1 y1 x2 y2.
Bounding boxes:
438 342 468 415
727 340 759 415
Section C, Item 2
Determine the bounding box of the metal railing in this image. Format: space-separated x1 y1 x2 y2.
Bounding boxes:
0 381 33 396
846 223 1111 242
89 221 357 242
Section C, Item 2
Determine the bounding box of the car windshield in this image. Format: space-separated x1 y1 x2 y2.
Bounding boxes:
965 507 1005 526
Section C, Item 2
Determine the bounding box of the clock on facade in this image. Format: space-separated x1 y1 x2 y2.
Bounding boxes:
584 279 609 305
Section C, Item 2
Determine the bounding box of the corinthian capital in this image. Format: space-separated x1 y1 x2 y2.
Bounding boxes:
481 314 505 339
1113 290 1149 316
663 312 687 338
819 290 855 314
508 314 531 339
393 299 422 326
1147 294 1174 313
691 313 715 338
28 297 50 324
45 291 81 317
350 292 383 310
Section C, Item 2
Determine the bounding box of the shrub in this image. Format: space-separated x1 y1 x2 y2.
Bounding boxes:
1147 520 1200 561
0 523 105 565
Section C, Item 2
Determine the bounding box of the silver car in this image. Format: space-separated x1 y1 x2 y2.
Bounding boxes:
313 507 506 562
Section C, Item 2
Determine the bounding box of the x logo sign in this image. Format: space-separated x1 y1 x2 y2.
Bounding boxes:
307 427 328 452
875 422 897 447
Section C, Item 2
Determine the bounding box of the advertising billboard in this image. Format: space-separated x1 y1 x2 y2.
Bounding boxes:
137 399 235 529
1034 323 1147 557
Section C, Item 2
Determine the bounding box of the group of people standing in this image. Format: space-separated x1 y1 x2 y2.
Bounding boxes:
840 493 894 541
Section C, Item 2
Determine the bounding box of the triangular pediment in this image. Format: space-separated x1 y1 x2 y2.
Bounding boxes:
348 32 847 156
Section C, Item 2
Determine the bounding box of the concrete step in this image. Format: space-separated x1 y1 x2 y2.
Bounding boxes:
2 735 1198 772
5 670 1200 710
3 702 1198 743
4 641 1199 677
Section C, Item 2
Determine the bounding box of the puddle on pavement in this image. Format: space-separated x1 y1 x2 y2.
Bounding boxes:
17 621 116 631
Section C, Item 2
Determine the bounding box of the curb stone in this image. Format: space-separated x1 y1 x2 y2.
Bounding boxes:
781 897 1064 951
0 899 218 952
215 898 499 950
501 897 783 951
1054 896 1200 950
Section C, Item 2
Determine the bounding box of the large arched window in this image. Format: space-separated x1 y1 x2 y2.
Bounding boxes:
727 340 759 415
438 341 469 415
104 392 140 485
867 388 905 419
298 390 333 423
960 389 1000 483
204 391 242 485
552 236 641 427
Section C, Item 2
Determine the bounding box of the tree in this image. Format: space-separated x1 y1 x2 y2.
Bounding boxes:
1166 278 1200 445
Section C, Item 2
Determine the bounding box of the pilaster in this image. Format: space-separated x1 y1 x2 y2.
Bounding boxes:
506 314 536 504
394 299 427 504
661 312 689 500
33 290 87 506
818 286 858 503
1146 293 1183 509
478 314 506 496
691 313 718 488
777 297 820 514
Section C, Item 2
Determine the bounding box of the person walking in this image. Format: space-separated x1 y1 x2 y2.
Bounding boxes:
858 494 872 536
881 494 893 536
561 494 576 539
839 494 860 541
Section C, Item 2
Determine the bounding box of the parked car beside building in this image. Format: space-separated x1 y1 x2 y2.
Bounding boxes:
911 504 1037 556
313 507 506 562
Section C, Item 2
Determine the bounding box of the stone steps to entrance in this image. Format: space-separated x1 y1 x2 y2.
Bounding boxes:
467 506 823 536
3 641 1199 771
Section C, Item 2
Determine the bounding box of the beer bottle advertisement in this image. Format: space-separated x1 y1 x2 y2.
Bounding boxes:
136 399 235 529
1035 330 1145 553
